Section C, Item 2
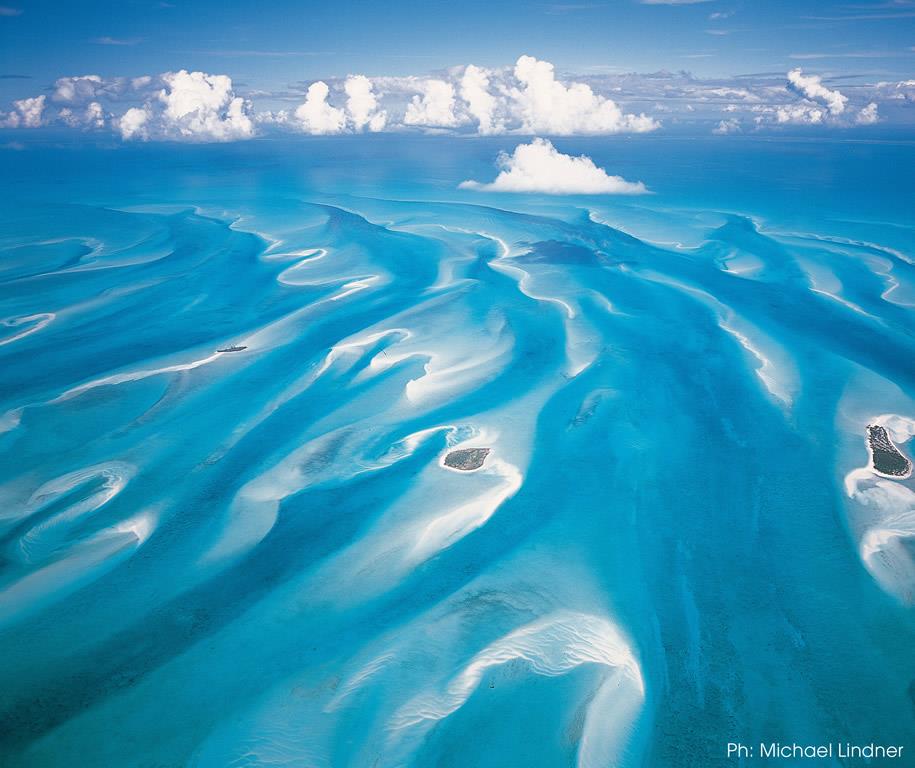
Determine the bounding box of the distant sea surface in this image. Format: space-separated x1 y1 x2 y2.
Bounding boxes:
1 136 914 767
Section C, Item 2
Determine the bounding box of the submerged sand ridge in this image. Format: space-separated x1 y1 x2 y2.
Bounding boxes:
4 149 915 768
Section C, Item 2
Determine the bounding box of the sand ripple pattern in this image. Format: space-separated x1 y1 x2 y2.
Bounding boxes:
0 199 913 766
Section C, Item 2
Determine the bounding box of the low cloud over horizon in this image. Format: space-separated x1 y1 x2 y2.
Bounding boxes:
460 138 649 195
0 54 909 142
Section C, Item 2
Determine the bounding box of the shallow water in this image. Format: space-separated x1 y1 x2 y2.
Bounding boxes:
1 136 914 767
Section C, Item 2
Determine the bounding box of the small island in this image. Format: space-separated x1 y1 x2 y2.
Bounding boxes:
443 447 490 471
866 424 911 477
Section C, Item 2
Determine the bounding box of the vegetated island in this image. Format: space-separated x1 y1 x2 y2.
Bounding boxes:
443 448 490 471
866 424 912 477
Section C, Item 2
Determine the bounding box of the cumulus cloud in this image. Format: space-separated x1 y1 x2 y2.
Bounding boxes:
508 55 659 135
404 79 458 127
87 69 255 141
17 95 46 127
3 55 901 142
787 68 847 115
58 108 77 127
53 74 105 103
380 57 663 135
59 101 106 129
460 138 648 195
0 95 45 127
460 64 500 135
293 81 346 134
856 102 879 125
157 70 254 140
0 57 664 140
775 103 824 125
712 117 740 134
85 101 105 128
735 69 884 129
51 73 153 105
873 79 915 103
118 106 150 140
344 75 386 132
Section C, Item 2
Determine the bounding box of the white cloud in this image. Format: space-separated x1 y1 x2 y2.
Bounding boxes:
57 108 77 127
157 70 254 140
374 59 664 134
873 79 915 103
293 81 346 134
856 102 879 125
18 96 46 127
5 56 904 142
85 101 105 128
712 118 740 134
704 86 758 101
740 70 884 128
787 68 847 115
91 36 140 46
404 79 458 127
253 109 291 126
344 75 386 132
118 106 149 140
460 138 648 195
58 102 105 129
51 73 151 105
0 57 663 140
53 74 105 103
103 70 253 141
509 55 659 135
160 71 225 119
460 64 500 135
2 95 46 127
775 103 825 124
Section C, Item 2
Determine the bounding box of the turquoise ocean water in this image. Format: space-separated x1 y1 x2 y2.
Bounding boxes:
0 135 914 766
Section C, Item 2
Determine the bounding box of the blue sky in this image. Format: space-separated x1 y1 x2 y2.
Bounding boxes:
0 0 913 140
2 0 914 86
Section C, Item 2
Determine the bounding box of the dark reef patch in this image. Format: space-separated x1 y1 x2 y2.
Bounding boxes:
444 448 491 471
516 240 602 266
866 425 911 477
